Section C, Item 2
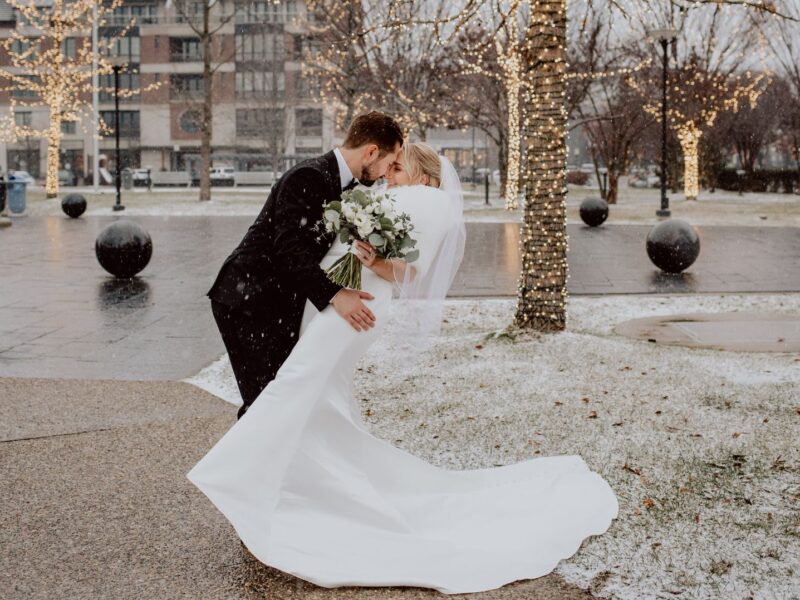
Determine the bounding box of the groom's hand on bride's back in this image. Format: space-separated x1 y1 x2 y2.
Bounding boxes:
330 289 376 331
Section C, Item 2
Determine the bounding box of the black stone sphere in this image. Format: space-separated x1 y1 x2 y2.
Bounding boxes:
646 219 700 273
579 197 609 227
61 193 87 218
95 220 153 278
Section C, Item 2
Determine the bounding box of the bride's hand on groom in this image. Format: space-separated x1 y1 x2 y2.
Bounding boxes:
331 288 376 332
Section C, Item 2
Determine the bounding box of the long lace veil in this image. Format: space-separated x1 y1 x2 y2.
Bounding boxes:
386 155 466 377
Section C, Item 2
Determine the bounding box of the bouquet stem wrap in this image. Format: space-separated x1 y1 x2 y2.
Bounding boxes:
325 247 363 290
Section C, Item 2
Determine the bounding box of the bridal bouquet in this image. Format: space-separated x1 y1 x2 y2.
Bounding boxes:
317 188 418 290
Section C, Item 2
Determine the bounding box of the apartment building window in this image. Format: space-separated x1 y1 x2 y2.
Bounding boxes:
235 0 298 24
11 75 38 99
61 120 76 134
236 108 284 138
176 1 204 23
295 108 322 137
100 111 140 138
61 38 77 58
170 37 202 62
235 71 284 98
98 72 141 103
179 110 202 134
14 111 32 128
170 74 204 99
236 31 284 62
11 38 34 55
295 76 320 100
109 3 158 26
102 35 141 63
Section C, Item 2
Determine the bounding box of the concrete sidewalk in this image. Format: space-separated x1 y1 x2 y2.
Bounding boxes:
0 377 596 599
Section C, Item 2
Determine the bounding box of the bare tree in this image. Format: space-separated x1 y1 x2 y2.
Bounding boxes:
720 76 785 174
369 1 469 140
618 0 766 199
568 2 655 203
753 1 800 170
452 24 510 196
302 0 383 131
170 0 237 201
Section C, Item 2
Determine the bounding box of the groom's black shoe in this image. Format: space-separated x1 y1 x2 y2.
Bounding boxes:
237 403 249 420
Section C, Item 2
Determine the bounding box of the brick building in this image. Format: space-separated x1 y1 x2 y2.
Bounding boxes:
0 0 338 181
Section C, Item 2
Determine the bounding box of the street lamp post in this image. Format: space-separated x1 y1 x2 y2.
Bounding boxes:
471 126 476 185
648 28 678 218
736 168 745 196
112 63 125 212
599 166 608 201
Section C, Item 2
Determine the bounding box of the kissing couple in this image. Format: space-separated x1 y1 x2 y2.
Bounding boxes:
187 111 619 595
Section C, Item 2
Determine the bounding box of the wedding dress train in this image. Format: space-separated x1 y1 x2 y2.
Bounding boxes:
187 185 619 595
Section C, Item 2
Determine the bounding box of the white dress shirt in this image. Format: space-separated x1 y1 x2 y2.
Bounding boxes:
329 147 355 305
333 147 355 190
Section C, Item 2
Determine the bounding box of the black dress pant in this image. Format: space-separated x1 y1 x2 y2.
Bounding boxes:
210 298 300 420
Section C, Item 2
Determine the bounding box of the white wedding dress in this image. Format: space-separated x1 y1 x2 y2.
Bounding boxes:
187 184 619 595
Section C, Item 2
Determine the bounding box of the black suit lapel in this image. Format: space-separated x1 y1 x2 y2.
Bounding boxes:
321 150 341 199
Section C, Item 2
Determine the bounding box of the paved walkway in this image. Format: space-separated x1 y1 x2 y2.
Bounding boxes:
0 216 798 380
0 377 595 600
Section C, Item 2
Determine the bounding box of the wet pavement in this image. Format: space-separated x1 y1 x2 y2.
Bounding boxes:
613 312 800 352
0 215 798 380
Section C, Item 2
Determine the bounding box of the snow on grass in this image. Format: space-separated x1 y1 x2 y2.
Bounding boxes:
184 352 242 406
186 293 800 599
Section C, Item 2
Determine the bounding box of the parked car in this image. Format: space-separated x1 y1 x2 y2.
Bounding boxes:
629 174 661 188
9 170 35 185
210 166 235 186
132 168 151 187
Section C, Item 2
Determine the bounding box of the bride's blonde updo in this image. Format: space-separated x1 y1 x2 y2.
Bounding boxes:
402 142 442 188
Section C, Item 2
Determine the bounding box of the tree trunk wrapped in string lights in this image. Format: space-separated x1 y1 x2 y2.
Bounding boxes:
0 0 156 198
514 0 568 332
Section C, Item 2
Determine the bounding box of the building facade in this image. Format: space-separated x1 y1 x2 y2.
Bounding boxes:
0 0 339 181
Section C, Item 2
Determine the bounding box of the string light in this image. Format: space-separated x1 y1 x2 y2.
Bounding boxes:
676 125 700 199
514 0 569 332
497 0 522 210
628 62 766 201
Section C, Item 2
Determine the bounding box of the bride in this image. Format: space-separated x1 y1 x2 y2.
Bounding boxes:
187 142 619 595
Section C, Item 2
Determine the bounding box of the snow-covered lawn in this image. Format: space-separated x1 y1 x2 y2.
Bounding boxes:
187 293 800 599
18 183 800 226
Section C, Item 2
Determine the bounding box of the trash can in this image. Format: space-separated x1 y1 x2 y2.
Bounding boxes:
6 177 27 216
121 167 134 190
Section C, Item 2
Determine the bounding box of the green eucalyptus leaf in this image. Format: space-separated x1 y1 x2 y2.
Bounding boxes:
368 233 386 247
403 249 419 263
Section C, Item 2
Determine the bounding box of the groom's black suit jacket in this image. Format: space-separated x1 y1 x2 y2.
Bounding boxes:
208 150 344 312
207 151 345 410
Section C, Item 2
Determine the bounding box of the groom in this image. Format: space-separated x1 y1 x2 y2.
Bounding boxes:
208 111 404 419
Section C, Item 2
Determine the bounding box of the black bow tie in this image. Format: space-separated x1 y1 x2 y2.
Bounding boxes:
343 178 358 192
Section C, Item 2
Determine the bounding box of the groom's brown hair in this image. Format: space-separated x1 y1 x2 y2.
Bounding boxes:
342 111 404 156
